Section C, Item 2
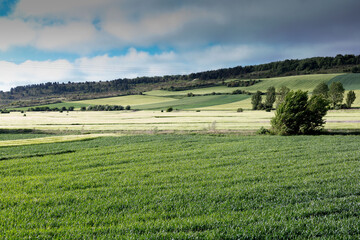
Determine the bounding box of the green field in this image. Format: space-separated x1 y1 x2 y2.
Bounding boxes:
135 94 250 110
1 134 360 238
328 73 360 90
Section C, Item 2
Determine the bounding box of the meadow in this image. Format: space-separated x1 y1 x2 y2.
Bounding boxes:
1 110 360 132
1 134 360 239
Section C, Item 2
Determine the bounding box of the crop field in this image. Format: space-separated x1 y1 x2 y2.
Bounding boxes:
73 95 176 107
1 110 360 132
328 73 360 90
135 94 250 110
1 134 360 238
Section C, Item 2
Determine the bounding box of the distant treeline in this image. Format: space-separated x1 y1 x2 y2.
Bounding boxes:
28 106 75 112
82 105 130 111
27 105 131 112
1 54 360 104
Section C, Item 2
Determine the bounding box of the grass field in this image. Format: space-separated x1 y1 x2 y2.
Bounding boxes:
328 73 360 90
1 110 360 132
1 134 360 238
135 94 250 110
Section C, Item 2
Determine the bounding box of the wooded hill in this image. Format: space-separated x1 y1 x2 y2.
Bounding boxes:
1 54 360 108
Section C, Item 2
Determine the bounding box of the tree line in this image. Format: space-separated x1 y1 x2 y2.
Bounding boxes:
254 82 356 135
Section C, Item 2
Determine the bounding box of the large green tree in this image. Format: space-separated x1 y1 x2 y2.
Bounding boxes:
251 91 263 110
328 82 345 108
276 86 290 108
313 82 329 97
265 86 276 110
346 90 356 108
271 90 329 135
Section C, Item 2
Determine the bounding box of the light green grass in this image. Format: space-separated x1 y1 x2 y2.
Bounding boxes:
239 74 342 92
1 135 360 238
11 102 91 111
145 74 342 97
328 73 360 90
73 95 176 106
0 134 114 147
1 110 360 132
135 94 250 110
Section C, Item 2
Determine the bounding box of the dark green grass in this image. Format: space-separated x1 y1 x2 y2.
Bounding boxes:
1 135 360 239
328 73 360 90
135 94 250 110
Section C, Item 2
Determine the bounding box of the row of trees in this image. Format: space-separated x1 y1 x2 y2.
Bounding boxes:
28 106 75 112
81 105 131 111
263 81 356 135
252 82 356 111
313 82 356 109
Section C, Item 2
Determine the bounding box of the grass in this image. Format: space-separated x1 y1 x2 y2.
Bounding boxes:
73 95 176 106
11 102 92 111
135 94 250 110
144 74 342 97
1 134 360 238
328 73 360 90
1 110 360 132
0 134 113 147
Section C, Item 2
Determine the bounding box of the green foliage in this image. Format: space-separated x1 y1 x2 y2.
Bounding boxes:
271 90 329 135
237 108 243 112
256 127 270 135
251 91 263 110
265 86 276 109
329 82 345 108
313 81 329 97
2 135 360 238
346 90 356 108
276 85 290 107
166 107 173 112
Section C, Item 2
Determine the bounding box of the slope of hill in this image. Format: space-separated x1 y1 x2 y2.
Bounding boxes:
1 54 360 108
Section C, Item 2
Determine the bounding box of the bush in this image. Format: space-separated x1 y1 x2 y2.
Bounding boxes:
271 90 329 135
237 108 243 112
256 127 270 135
166 107 173 112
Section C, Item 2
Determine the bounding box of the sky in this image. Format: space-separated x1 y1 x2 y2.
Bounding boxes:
0 0 360 91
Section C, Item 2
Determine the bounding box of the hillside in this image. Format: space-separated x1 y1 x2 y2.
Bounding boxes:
11 73 360 111
1 54 360 108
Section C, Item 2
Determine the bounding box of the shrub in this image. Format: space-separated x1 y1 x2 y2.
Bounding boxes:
256 127 270 135
125 105 131 110
166 107 173 112
271 90 329 135
237 108 243 112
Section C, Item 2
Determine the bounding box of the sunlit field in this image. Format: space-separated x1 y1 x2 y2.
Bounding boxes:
1 134 360 238
1 109 360 132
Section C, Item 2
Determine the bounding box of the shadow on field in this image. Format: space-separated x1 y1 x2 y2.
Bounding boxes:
0 129 52 134
322 130 360 135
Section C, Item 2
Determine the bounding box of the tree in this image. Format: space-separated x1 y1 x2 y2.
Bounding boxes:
271 90 329 135
346 90 356 108
313 82 329 97
265 86 276 110
328 82 345 108
276 86 290 108
251 91 263 110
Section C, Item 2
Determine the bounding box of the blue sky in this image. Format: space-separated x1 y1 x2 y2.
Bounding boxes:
0 0 360 91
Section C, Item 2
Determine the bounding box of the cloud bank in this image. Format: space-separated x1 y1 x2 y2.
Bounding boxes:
0 0 359 90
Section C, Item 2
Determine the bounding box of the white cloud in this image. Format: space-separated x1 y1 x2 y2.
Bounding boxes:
0 19 35 51
102 8 208 45
0 60 75 91
35 21 98 52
